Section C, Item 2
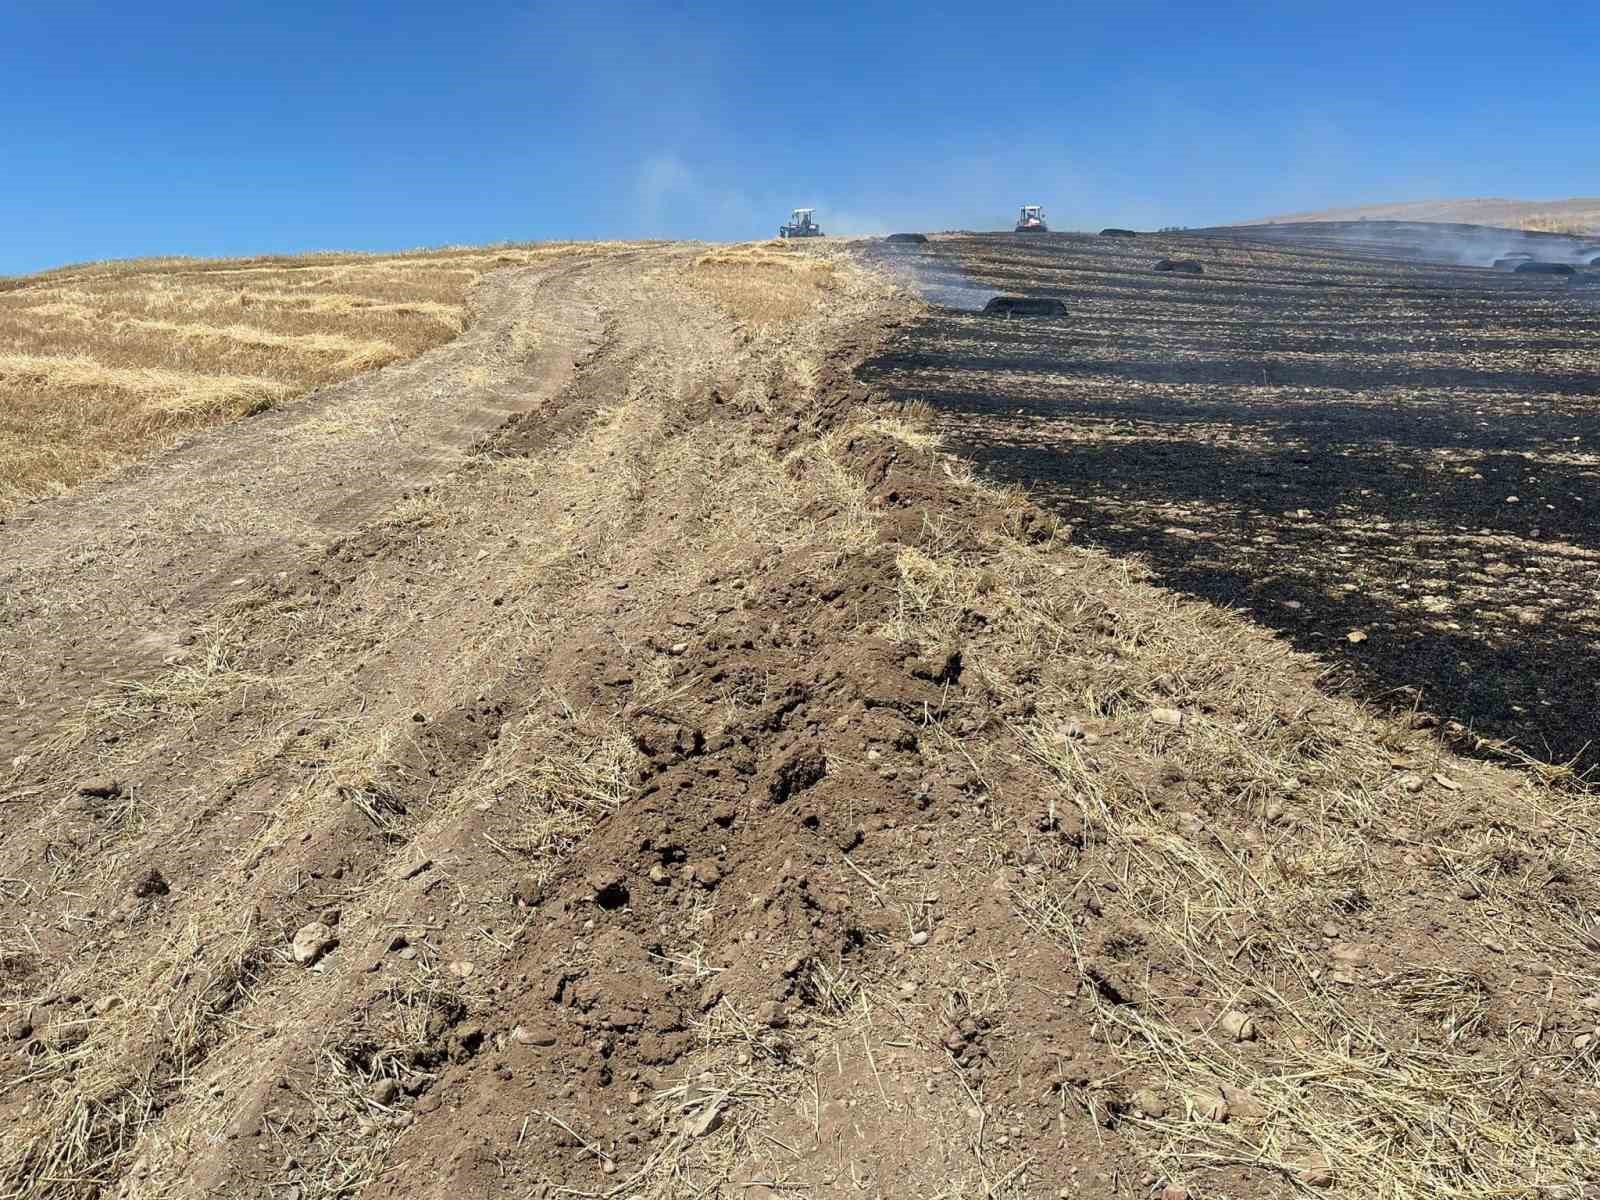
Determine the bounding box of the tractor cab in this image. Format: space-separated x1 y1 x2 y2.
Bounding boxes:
779 208 824 238
1015 205 1048 233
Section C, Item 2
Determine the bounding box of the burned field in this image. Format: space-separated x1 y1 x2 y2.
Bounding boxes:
860 232 1600 777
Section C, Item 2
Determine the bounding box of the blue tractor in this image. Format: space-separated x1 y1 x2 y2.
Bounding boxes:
779 208 824 238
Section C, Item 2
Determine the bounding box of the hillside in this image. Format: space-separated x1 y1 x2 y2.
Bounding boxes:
1 237 1596 1200
1242 197 1600 234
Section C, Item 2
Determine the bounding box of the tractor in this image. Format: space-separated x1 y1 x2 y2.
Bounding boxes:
778 208 824 239
1014 205 1048 233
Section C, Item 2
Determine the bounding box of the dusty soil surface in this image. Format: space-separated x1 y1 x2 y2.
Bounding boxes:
2 239 1597 1200
858 230 1600 779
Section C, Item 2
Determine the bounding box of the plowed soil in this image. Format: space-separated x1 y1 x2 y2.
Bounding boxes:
2 238 1597 1200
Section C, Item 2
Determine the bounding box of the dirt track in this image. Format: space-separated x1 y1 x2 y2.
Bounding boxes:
3 239 1598 1200
860 231 1600 776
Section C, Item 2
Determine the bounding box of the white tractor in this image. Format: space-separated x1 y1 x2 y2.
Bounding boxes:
779 208 824 238
1014 204 1048 233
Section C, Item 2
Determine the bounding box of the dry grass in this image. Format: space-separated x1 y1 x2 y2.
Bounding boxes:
689 241 839 328
0 243 600 512
862 425 1600 1198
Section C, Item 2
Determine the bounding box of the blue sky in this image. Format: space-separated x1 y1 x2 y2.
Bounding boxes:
2 0 1597 274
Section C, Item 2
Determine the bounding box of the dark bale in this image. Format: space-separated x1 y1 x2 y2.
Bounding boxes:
1100 228 1138 238
885 233 929 244
1514 262 1576 276
982 295 1068 318
1154 259 1204 275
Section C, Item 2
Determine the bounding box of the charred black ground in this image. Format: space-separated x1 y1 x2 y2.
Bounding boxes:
857 229 1600 778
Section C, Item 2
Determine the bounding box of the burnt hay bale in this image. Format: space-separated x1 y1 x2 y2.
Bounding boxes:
982 295 1068 318
885 233 928 244
1100 228 1138 238
1514 262 1576 276
1154 259 1204 275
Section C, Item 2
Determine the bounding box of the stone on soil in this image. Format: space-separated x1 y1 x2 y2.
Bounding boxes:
292 921 337 966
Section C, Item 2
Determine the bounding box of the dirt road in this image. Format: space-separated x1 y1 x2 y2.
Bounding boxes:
0 252 622 757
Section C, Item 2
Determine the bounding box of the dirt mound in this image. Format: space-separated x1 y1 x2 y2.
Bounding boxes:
1099 227 1138 238
1153 258 1204 274
982 295 1067 317
884 233 928 244
1514 261 1576 275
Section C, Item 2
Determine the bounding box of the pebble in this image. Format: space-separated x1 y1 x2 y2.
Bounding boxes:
1218 1010 1257 1041
909 930 929 947
370 1078 400 1105
898 981 917 998
513 1025 557 1047
690 861 722 889
1456 880 1483 901
648 864 670 886
513 875 544 907
1161 1185 1189 1200
291 922 336 966
446 960 475 979
1398 773 1425 794
1131 1087 1167 1118
78 778 121 799
1150 707 1184 728
1346 630 1367 644
756 1001 788 1028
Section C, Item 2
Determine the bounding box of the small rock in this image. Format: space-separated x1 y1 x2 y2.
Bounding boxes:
756 1001 788 1028
1398 774 1425 794
79 778 122 799
1299 1156 1334 1187
627 1088 645 1106
129 868 169 899
1150 707 1184 728
93 996 121 1016
513 875 543 907
370 1078 400 1105
513 1024 557 1047
1456 880 1483 901
1346 630 1367 644
1220 1084 1266 1124
1264 800 1286 823
291 922 336 966
1161 1185 1189 1200
690 861 722 889
1218 1010 1256 1042
669 641 689 655
1131 1088 1168 1118
1573 1032 1594 1051
446 960 474 979
682 1103 724 1138
647 864 671 886
909 930 930 947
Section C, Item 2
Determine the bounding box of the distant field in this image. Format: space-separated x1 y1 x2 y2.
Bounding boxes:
1243 196 1600 234
0 245 598 511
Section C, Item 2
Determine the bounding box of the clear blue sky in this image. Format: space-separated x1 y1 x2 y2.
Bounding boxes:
3 0 1597 274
